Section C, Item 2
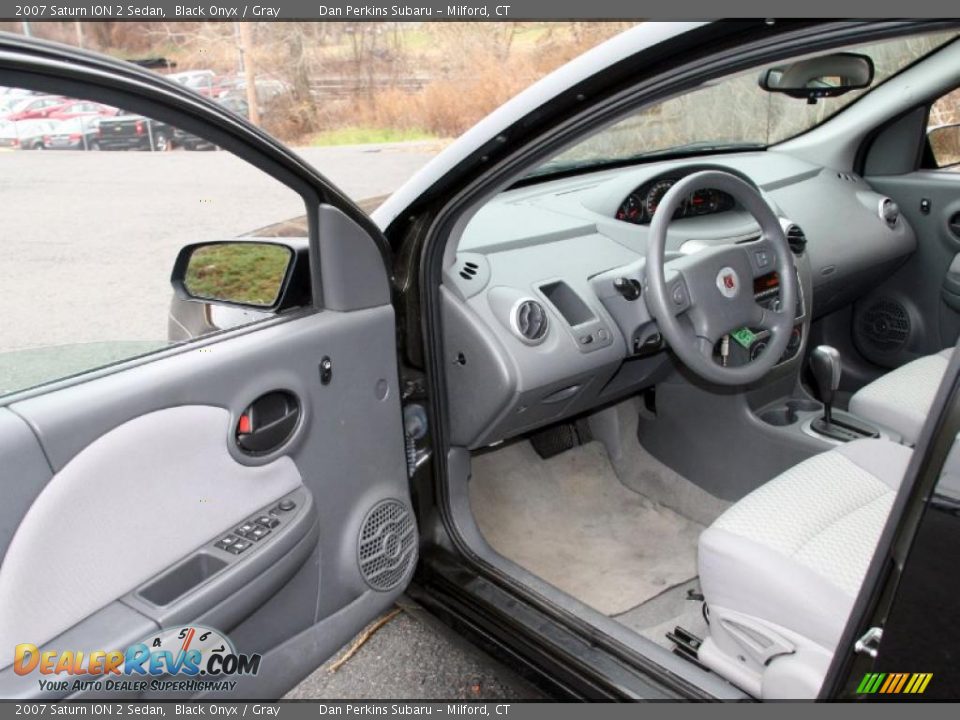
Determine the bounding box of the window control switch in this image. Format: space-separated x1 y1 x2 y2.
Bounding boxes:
214 534 241 551
249 526 271 541
236 521 258 536
227 539 252 554
255 515 279 529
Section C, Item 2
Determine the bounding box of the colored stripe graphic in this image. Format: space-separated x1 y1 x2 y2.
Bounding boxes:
858 672 932 694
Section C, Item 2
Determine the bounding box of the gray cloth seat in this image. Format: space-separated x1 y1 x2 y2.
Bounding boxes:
697 438 912 699
849 348 952 445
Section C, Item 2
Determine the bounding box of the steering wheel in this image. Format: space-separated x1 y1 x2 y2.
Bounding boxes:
644 170 797 385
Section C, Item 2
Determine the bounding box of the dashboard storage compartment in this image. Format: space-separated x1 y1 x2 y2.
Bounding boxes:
540 281 596 326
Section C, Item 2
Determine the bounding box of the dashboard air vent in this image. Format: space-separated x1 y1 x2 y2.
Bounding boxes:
458 260 480 281
514 299 548 343
880 198 900 229
785 225 807 255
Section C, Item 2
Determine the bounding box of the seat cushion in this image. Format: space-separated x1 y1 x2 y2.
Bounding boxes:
849 348 952 445
698 439 912 650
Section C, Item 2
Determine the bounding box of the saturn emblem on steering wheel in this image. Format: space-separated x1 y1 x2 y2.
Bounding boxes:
717 267 740 298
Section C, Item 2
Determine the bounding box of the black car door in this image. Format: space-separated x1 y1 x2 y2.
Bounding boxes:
0 35 415 699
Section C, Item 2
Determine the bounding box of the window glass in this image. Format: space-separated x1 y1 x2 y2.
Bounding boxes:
0 89 305 397
928 88 960 169
530 31 958 178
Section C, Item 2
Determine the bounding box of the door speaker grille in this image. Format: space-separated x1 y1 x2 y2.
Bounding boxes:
856 298 910 353
358 499 417 591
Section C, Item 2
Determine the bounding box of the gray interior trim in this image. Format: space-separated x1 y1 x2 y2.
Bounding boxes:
318 204 391 312
0 409 52 567
862 106 929 177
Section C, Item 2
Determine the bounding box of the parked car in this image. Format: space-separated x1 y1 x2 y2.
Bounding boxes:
167 69 216 96
4 21 960 704
96 113 174 151
214 74 292 102
42 116 101 150
0 118 57 149
0 94 64 121
45 100 118 121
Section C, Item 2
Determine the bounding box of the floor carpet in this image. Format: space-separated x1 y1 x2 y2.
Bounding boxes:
468 439 704 616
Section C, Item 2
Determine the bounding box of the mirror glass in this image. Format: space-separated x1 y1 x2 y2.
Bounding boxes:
928 124 960 168
183 242 292 307
761 53 874 98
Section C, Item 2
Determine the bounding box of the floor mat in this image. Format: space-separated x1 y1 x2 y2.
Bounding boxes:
469 440 703 616
614 578 709 650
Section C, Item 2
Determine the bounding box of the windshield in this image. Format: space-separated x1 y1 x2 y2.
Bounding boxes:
532 31 958 177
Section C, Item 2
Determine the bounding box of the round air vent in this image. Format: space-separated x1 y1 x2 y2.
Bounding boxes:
785 224 807 255
880 198 900 229
358 499 417 591
512 299 548 344
856 297 910 354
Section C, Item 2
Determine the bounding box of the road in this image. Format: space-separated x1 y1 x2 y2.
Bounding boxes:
1 141 544 700
1 143 437 354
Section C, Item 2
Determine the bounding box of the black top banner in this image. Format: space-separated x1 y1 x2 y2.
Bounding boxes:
0 0 958 21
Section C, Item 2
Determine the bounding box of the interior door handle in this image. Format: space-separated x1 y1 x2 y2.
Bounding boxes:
236 391 300 454
949 213 960 238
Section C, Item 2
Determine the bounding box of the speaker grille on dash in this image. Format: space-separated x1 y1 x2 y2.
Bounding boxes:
358 499 417 591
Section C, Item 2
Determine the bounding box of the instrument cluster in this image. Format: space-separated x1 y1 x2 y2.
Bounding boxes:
615 175 736 225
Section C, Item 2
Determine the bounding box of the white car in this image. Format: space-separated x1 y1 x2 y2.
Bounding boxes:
0 118 57 149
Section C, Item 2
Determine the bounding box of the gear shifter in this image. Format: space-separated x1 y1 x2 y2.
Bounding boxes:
810 345 841 424
809 345 879 441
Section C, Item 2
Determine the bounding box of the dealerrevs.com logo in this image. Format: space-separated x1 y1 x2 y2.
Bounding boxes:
13 625 261 694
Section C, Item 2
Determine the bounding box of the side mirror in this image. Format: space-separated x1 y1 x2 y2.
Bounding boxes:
928 124 960 169
170 240 310 311
759 53 874 102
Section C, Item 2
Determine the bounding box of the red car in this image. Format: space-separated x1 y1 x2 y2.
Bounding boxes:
45 100 119 121
1 94 65 121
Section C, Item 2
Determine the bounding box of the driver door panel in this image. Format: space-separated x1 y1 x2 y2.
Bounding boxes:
0 302 413 699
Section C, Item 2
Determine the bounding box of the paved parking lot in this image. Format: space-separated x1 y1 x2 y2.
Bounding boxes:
1 143 436 354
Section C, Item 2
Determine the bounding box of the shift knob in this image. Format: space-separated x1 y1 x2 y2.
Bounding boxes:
810 345 841 422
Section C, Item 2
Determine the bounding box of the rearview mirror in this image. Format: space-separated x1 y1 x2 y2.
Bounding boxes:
170 240 309 311
759 53 874 102
928 124 960 169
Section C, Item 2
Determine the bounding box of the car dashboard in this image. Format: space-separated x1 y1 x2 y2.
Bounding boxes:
441 151 916 449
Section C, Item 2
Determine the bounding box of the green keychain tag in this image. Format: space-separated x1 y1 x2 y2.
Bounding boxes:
730 327 757 349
